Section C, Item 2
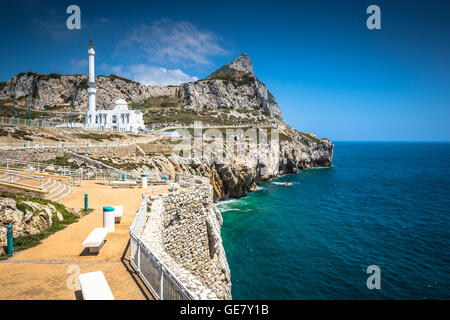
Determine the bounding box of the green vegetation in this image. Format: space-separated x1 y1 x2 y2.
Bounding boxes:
16 72 63 81
46 105 67 111
129 96 181 110
207 65 237 77
0 99 81 123
77 78 88 90
99 74 137 84
16 201 35 215
92 156 145 170
0 126 65 142
128 96 253 126
73 132 123 142
10 129 33 141
0 127 8 136
41 156 80 169
17 71 37 77
207 71 255 88
144 108 246 126
169 126 292 143
1 195 79 253
38 73 62 81
301 132 320 143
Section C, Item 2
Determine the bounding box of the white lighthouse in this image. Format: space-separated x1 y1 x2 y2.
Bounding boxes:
87 38 96 112
84 39 145 133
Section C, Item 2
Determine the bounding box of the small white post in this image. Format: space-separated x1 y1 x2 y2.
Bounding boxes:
141 174 148 189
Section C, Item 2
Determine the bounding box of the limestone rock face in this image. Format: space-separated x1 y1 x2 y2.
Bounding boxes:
227 53 254 74
0 54 282 119
179 54 282 118
0 197 55 254
0 73 178 111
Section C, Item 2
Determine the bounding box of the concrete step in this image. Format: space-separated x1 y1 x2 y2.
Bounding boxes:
47 181 63 194
53 185 72 202
43 179 56 189
48 182 72 202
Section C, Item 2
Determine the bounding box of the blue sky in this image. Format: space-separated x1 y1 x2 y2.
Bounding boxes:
0 0 449 141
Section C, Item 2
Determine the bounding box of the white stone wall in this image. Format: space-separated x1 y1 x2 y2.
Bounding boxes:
139 178 232 300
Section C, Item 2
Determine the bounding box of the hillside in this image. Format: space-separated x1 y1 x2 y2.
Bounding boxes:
0 54 334 200
0 54 282 127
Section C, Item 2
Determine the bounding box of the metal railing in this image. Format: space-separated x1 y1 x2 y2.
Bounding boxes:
0 168 46 190
0 157 137 185
129 187 194 300
0 158 71 173
0 139 151 150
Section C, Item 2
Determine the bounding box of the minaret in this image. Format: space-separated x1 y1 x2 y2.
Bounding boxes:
87 38 96 112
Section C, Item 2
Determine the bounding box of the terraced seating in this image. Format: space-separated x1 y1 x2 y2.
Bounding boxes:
45 178 72 202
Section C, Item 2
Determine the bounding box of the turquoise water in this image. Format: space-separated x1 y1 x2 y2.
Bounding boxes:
218 142 450 299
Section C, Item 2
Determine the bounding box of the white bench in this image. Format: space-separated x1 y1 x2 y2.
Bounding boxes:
78 271 115 300
111 205 123 223
82 228 109 254
111 181 137 188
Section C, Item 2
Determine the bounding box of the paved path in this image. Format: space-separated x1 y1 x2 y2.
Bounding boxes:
0 181 170 300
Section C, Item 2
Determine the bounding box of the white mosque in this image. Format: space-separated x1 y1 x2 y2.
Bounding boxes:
84 39 145 133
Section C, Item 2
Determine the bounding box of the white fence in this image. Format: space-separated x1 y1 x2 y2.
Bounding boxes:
0 138 152 150
129 188 194 300
0 168 45 190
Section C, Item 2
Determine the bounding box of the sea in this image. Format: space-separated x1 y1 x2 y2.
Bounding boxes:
218 142 450 299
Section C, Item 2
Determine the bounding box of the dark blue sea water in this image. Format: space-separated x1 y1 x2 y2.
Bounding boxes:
218 142 450 299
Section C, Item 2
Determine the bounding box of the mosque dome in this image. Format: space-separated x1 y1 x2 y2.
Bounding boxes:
114 99 128 110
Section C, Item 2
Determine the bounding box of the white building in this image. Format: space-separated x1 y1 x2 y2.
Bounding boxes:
85 39 145 133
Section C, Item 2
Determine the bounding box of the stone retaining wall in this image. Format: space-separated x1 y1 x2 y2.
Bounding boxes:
140 178 232 300
0 141 175 163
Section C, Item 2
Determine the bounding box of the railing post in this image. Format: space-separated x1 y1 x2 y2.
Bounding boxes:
41 177 44 190
160 266 164 300
137 239 141 273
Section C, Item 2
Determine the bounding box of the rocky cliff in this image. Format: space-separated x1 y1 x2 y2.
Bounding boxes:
0 73 179 111
0 54 333 198
178 54 282 119
0 54 282 124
